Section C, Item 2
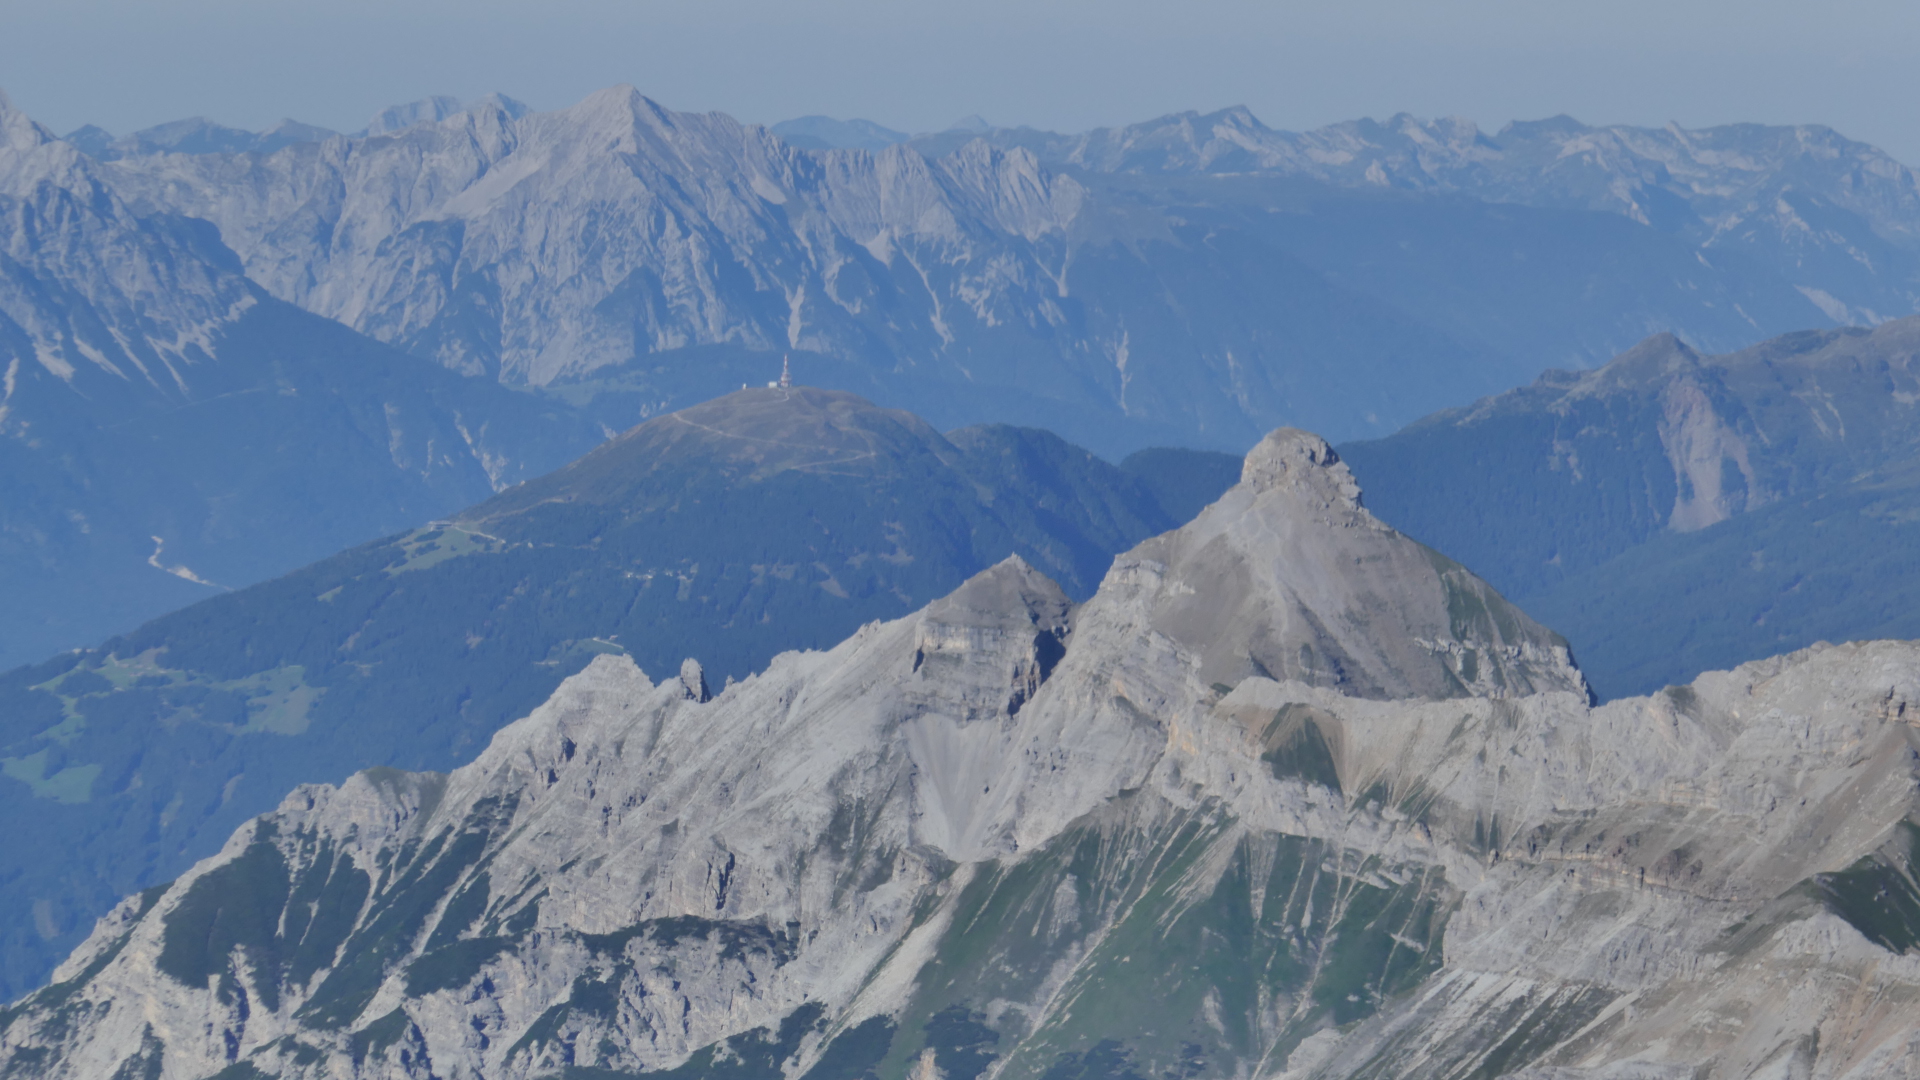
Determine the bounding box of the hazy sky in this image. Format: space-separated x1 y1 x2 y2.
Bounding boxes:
5 0 1919 161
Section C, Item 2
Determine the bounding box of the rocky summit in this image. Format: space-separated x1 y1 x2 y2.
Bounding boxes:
8 429 1920 1079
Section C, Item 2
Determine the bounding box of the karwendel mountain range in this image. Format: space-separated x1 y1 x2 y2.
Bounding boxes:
11 428 1920 1078
10 82 1920 665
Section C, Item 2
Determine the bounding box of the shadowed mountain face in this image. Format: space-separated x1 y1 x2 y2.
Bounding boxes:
0 387 1237 1001
0 92 607 672
1342 317 1920 698
17 429 1920 1079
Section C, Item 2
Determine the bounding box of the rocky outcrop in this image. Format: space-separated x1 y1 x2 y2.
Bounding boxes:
1113 428 1584 699
99 86 1085 389
0 385 1198 1003
9 427 1919 1079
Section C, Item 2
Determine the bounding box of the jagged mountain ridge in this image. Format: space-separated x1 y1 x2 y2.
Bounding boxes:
0 386 1237 1003
0 89 608 670
10 429 1920 1078
1340 317 1920 697
932 107 1920 327
57 94 535 162
77 85 1867 457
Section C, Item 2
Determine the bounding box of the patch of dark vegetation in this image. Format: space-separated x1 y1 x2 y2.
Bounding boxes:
922 1006 1000 1080
1259 704 1342 792
1039 1040 1155 1080
349 1009 412 1068
157 825 292 1009
536 1000 830 1080
404 936 514 996
1811 821 1920 954
800 1015 895 1080
580 915 800 967
156 825 372 1014
297 821 496 1029
423 872 492 952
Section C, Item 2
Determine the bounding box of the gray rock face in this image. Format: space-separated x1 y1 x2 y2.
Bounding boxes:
1110 428 1584 699
0 88 603 670
74 86 1900 457
12 428 1918 1079
101 86 1085 390
965 108 1920 327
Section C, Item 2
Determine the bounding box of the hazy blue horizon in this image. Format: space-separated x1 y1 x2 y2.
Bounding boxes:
5 0 1919 163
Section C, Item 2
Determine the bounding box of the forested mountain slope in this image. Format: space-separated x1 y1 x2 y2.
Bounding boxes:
0 386 1236 1002
1343 318 1920 697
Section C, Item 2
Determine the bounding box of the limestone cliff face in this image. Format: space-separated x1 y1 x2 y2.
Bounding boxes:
7 431 1920 1080
1111 428 1585 699
101 86 1084 389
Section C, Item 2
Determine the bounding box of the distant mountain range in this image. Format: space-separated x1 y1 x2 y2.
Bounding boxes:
56 93 535 160
12 83 1920 668
0 386 1235 1001
75 86 1904 456
1342 317 1920 698
0 93 606 671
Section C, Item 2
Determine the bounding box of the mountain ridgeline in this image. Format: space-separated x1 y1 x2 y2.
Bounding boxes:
10 82 1920 670
0 387 1237 1002
1341 317 1920 698
0 91 606 671
77 86 1911 456
9 429 1920 1078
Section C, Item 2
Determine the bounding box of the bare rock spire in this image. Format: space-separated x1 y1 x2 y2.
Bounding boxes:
678 657 710 703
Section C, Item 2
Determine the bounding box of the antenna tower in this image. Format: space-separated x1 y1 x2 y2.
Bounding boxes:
779 354 792 389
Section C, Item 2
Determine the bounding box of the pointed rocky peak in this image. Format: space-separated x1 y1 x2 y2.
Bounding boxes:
1576 331 1706 397
921 555 1073 636
470 93 532 121
1238 428 1365 515
0 89 55 153
677 658 711 702
362 94 462 136
60 124 115 158
1090 425 1586 701
914 556 1075 718
1205 105 1269 133
563 84 669 135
